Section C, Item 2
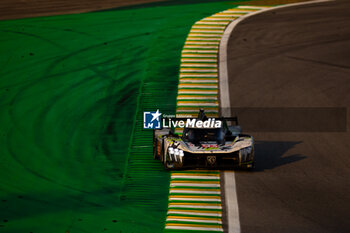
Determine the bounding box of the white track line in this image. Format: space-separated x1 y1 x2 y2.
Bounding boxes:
218 1 333 233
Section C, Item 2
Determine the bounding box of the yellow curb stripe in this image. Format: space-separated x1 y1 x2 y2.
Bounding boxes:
167 216 222 221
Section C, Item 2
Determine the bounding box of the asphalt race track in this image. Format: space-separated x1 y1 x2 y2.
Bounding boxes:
0 0 168 20
226 0 350 232
0 0 311 20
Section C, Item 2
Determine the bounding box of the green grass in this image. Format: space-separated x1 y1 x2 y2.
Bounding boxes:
0 1 248 232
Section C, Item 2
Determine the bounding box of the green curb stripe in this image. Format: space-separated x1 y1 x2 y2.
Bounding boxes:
169 201 221 204
185 40 221 43
177 87 218 90
178 82 218 85
169 194 221 197
177 99 218 102
168 208 222 211
170 178 220 181
177 93 218 96
188 34 222 37
182 53 218 55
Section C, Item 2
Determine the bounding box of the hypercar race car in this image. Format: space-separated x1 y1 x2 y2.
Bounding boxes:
153 110 254 169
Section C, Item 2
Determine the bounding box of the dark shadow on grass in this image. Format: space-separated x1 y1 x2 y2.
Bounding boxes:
96 0 239 12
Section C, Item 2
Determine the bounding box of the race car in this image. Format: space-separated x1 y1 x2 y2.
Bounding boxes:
153 110 254 169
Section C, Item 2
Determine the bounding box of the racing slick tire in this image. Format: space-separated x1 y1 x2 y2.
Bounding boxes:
162 150 173 170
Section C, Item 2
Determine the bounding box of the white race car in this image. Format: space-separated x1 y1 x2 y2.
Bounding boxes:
153 110 254 169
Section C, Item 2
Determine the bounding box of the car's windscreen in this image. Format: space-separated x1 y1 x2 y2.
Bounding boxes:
182 128 220 142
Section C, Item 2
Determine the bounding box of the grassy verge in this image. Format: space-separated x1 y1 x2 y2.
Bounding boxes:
0 1 249 232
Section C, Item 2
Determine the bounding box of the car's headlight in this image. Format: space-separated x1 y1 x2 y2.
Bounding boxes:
168 147 184 163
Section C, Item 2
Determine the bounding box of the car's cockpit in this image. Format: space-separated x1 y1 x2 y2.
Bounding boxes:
182 128 225 145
